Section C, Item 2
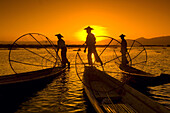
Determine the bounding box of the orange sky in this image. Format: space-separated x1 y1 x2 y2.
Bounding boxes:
0 0 170 43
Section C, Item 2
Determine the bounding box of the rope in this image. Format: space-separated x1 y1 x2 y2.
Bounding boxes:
14 43 56 64
101 86 119 113
10 59 51 67
128 40 135 53
29 33 56 60
99 38 113 57
103 55 122 65
131 49 145 61
8 33 60 74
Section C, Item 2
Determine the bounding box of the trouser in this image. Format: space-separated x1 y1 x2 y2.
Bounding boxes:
87 46 102 65
121 52 128 65
61 47 69 67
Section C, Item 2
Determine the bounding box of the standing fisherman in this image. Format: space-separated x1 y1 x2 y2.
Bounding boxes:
120 34 129 66
84 26 103 66
55 34 70 68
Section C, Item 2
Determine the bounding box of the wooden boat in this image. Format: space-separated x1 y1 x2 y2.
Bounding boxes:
0 67 66 90
119 64 170 86
83 66 170 113
119 64 156 77
0 67 66 113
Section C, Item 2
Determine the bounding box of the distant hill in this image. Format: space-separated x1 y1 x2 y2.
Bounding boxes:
0 41 13 44
136 36 170 45
97 36 170 46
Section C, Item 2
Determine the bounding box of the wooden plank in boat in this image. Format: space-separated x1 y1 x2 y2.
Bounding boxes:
84 86 104 113
90 81 121 101
121 84 170 113
84 66 170 113
102 102 137 113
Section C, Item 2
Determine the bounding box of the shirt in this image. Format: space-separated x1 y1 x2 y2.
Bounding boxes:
121 39 127 53
57 39 66 48
85 33 96 46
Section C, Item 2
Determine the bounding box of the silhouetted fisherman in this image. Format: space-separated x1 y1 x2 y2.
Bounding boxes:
55 34 70 68
120 34 129 66
84 26 103 66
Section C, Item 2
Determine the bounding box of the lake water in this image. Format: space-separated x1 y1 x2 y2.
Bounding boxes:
0 47 169 113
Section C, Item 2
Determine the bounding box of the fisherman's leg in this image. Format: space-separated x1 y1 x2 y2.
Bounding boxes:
67 62 70 69
62 48 70 68
64 48 70 67
125 54 129 65
88 52 92 66
122 53 128 66
93 49 103 65
61 50 66 67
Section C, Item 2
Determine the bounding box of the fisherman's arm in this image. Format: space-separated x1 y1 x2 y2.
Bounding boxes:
56 41 60 54
94 35 96 44
84 37 87 53
84 43 87 53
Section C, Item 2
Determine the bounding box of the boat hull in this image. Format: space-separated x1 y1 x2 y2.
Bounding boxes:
0 67 66 113
119 64 170 86
0 67 66 91
83 66 170 113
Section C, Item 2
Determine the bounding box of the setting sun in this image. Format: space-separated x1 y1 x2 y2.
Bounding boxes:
75 25 109 42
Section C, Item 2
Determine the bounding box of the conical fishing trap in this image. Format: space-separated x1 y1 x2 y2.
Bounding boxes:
75 36 147 92
9 33 61 74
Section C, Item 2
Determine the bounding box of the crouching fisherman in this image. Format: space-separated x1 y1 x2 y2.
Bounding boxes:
55 34 70 68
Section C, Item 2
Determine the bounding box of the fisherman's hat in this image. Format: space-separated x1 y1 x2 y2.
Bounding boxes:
84 26 94 30
55 34 63 38
119 34 126 38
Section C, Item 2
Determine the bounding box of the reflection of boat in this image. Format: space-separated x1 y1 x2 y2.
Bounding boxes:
0 67 66 90
83 66 170 113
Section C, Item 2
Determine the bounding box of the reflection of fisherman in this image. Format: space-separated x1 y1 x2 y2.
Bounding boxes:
120 34 128 66
55 34 70 68
84 26 103 66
